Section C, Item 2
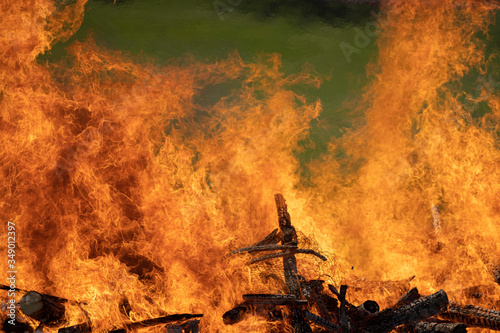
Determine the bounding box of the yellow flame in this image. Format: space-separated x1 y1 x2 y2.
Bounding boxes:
2 0 500 332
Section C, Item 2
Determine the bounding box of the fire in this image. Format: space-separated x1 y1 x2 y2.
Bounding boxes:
308 0 500 309
1 1 323 332
2 0 500 332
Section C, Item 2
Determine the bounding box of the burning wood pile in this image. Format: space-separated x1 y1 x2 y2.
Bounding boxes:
222 194 500 333
3 194 500 333
1 285 202 333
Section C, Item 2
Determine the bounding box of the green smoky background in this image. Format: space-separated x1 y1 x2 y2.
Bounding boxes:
39 0 500 177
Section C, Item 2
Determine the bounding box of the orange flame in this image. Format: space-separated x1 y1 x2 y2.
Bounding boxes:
1 1 324 331
308 0 500 309
2 0 500 332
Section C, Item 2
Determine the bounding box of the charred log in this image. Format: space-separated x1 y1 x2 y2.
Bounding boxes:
1 285 73 304
293 249 327 260
328 284 352 306
2 318 34 333
347 300 379 322
291 307 314 333
356 289 449 333
222 296 307 324
252 228 282 246
0 284 24 293
395 288 421 308
339 285 350 333
243 293 297 301
386 287 421 333
222 304 250 325
493 266 500 286
275 193 301 298
108 314 203 333
20 291 66 327
303 310 340 332
232 244 297 254
242 294 308 306
222 302 285 325
440 303 500 330
165 319 200 333
275 193 312 333
358 300 379 315
414 322 466 333
58 323 91 333
304 280 335 323
249 249 327 264
323 294 340 315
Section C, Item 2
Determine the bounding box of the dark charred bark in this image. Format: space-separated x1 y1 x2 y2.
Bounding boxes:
493 266 500 286
291 307 314 333
322 294 340 316
222 302 286 325
20 291 66 327
304 310 340 332
347 300 379 322
58 323 91 333
275 193 312 333
387 287 421 333
395 288 421 308
356 290 449 333
222 304 250 325
242 294 308 306
339 285 350 333
275 194 301 298
1 285 69 303
165 319 200 333
328 284 350 305
108 314 203 333
414 322 467 333
249 249 327 264
232 244 297 254
305 280 335 323
243 294 297 301
252 228 282 246
2 318 34 333
440 303 500 330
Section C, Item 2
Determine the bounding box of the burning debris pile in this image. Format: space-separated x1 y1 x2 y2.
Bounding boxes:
4 194 500 333
1 285 203 333
4 0 500 332
220 195 500 333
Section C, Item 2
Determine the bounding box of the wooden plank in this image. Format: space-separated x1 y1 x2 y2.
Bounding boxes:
357 290 449 333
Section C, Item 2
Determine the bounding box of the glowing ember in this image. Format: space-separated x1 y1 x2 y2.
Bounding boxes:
2 0 500 332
